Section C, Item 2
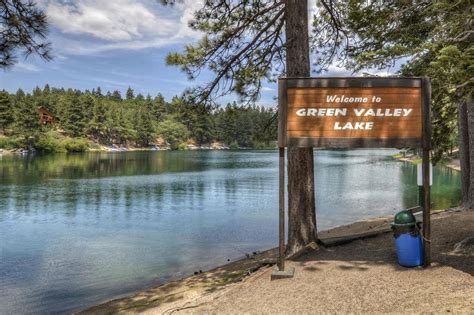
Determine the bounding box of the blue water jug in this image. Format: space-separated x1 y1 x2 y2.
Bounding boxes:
391 210 424 267
394 233 423 267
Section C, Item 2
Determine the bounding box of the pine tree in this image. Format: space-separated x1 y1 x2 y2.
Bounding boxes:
126 87 134 100
152 93 166 120
0 90 13 133
111 90 122 101
13 94 41 147
43 84 50 95
215 103 238 145
251 106 277 146
135 104 155 146
163 0 348 252
94 87 102 97
321 0 473 209
80 94 94 122
88 99 108 142
16 88 25 98
193 104 213 145
106 105 133 145
63 93 86 137
0 0 51 68
32 86 42 97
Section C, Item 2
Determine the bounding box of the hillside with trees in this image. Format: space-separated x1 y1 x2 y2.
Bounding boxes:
0 86 277 152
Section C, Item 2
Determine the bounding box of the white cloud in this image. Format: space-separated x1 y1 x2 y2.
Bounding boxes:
317 64 397 77
324 64 353 76
41 0 203 55
361 69 396 77
261 86 275 92
46 0 170 41
14 62 41 72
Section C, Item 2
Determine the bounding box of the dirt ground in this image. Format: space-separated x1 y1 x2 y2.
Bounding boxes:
81 209 473 314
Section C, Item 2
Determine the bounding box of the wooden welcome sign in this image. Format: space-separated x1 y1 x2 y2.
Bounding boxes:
278 78 431 149
272 77 432 279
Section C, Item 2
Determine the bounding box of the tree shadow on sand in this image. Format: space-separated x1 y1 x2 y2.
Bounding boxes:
296 210 473 276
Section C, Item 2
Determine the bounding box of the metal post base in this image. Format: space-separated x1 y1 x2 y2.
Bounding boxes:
271 267 295 280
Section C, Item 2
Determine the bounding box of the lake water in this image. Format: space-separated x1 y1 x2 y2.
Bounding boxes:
0 150 461 314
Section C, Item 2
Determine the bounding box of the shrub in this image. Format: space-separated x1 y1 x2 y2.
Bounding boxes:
229 141 240 150
252 141 276 149
62 138 89 152
156 119 189 150
33 131 90 153
176 142 188 150
0 136 20 149
34 134 66 152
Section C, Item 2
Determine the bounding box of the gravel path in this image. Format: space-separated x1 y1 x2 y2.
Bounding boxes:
159 210 474 314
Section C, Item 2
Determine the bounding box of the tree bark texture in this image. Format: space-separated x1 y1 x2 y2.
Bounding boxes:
285 0 318 256
466 92 474 209
458 101 471 208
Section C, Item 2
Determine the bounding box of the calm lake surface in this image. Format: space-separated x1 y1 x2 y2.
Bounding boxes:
0 149 461 314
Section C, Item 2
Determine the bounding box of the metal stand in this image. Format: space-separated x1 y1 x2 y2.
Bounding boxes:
271 147 295 280
422 149 431 267
421 77 432 268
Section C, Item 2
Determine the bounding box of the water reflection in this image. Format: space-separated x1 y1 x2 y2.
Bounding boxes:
0 150 461 313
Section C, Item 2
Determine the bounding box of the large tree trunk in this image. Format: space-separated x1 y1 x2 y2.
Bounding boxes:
458 100 471 208
285 0 318 256
466 92 474 209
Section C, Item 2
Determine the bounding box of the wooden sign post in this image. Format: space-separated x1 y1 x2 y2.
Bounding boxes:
274 77 432 278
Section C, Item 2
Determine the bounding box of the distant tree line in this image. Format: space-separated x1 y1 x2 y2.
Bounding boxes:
0 85 277 151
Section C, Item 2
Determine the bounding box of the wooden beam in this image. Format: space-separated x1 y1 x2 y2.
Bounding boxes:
283 77 423 88
286 137 421 148
278 147 285 271
278 79 288 147
422 77 432 267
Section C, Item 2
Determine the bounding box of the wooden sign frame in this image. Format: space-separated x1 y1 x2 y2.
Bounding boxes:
273 77 432 279
278 77 431 149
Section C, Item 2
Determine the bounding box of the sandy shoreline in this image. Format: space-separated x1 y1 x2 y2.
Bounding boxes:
0 146 230 155
80 208 473 314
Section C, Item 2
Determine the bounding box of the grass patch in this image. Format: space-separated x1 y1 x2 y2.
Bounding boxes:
392 152 423 164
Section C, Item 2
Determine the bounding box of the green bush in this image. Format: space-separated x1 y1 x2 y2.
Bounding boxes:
33 132 90 153
0 137 20 149
62 138 89 152
34 135 66 152
252 141 276 149
156 119 189 150
229 141 240 150
176 142 188 150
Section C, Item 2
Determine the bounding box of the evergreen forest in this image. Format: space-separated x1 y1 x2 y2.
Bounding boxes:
0 85 277 152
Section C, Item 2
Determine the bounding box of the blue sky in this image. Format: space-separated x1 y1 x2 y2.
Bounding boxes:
0 0 395 106
0 0 281 105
